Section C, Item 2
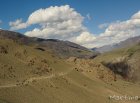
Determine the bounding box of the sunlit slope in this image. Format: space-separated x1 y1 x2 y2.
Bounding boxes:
0 38 140 103
0 38 73 84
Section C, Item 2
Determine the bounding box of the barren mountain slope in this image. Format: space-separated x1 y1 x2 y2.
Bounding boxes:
0 31 140 103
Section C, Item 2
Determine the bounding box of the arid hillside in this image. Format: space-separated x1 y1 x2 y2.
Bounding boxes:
0 30 140 103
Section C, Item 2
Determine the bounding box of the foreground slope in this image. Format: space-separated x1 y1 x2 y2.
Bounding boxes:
0 30 140 103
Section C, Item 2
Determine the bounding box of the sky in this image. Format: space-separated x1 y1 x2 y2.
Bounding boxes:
0 0 140 48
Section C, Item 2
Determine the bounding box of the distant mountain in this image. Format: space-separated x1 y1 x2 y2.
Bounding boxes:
92 36 140 53
0 30 97 58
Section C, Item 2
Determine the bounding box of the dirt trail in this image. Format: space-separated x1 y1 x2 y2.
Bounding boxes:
0 70 71 89
0 84 16 89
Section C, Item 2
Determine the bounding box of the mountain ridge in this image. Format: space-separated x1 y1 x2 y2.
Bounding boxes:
0 30 97 58
93 35 140 53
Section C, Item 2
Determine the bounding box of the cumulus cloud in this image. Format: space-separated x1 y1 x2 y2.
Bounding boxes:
9 5 96 47
93 11 140 47
98 23 110 29
9 19 27 30
9 6 140 48
131 11 140 19
77 11 140 48
98 21 120 29
75 32 96 44
10 5 84 30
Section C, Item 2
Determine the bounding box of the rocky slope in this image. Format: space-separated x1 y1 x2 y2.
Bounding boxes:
95 43 140 83
0 30 140 103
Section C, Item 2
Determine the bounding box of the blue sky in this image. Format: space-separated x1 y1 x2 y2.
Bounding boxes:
0 0 140 47
0 0 140 33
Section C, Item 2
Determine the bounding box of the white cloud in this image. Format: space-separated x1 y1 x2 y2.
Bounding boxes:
75 32 96 45
27 5 83 25
9 19 27 30
98 21 120 29
93 11 140 47
9 6 140 48
80 11 140 48
9 5 96 47
98 23 109 29
131 11 140 19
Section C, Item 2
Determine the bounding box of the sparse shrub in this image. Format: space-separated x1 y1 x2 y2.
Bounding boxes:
83 84 87 87
0 64 16 79
32 64 52 76
28 58 36 66
15 49 27 58
0 46 8 54
41 59 47 63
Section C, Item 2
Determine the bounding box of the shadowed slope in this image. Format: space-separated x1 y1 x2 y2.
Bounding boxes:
0 30 97 58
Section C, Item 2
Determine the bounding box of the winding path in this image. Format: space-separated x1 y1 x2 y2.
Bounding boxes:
0 70 72 89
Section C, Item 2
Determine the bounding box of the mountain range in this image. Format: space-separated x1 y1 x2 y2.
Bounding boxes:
93 36 140 53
